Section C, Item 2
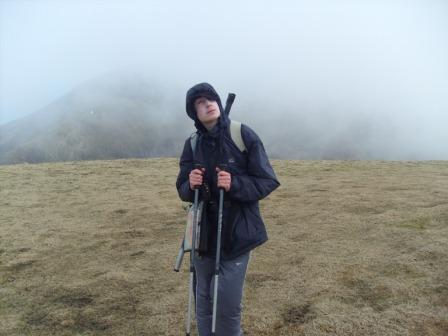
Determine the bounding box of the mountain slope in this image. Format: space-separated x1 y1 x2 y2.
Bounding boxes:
0 72 189 165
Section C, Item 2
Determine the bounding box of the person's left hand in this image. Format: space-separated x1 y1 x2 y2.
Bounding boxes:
216 167 231 192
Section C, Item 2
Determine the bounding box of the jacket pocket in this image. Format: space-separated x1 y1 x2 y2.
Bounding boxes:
232 205 260 245
223 202 241 252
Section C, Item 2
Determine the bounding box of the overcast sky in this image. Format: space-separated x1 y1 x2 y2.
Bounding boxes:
1 0 447 158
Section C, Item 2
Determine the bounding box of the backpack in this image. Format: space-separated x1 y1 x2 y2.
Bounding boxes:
190 120 247 154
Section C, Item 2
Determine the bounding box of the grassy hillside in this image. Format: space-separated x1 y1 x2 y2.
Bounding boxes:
0 159 447 335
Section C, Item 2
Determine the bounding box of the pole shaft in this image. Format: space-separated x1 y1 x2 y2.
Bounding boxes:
212 188 224 333
186 188 199 334
186 272 194 334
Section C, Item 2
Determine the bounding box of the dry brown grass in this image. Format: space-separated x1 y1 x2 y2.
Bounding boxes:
1 158 447 335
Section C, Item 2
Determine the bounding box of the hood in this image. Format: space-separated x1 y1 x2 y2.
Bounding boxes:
185 82 229 133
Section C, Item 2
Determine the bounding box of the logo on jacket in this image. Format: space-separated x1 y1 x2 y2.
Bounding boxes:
228 157 235 163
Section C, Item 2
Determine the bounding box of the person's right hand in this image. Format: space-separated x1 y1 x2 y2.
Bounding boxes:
189 168 205 190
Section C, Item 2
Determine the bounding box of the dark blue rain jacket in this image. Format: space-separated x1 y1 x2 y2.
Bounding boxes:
176 83 280 260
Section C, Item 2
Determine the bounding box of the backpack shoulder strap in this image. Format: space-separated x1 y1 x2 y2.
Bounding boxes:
191 122 247 154
230 120 247 153
190 132 198 154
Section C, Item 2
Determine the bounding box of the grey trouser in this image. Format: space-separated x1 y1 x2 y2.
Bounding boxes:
194 251 251 336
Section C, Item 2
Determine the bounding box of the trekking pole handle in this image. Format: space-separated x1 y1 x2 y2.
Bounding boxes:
224 93 236 116
217 163 228 172
193 163 204 190
217 164 229 191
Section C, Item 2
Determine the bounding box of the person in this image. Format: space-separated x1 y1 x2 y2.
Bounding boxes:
176 82 280 336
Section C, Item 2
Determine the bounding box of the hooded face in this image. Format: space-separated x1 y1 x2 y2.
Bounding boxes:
194 97 221 130
185 82 227 133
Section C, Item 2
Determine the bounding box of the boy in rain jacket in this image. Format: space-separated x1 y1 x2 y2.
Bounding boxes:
176 82 280 335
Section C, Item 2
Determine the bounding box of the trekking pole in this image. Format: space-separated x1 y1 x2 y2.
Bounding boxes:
210 93 236 335
186 163 203 336
211 163 228 335
174 239 184 272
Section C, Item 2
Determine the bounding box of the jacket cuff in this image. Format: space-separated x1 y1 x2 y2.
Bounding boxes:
179 180 194 202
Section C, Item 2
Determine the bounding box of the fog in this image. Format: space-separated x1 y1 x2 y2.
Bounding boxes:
1 0 447 159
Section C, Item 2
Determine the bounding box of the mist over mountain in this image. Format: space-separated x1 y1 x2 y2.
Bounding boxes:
0 72 191 165
0 70 447 165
